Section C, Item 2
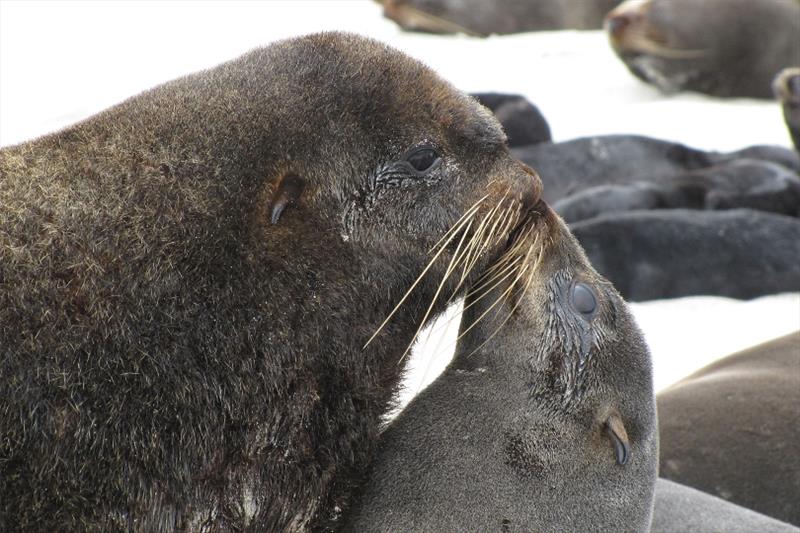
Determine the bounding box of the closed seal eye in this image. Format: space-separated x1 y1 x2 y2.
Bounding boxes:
570 282 597 318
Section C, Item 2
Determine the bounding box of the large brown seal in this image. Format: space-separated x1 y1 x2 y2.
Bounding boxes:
0 32 541 531
342 203 658 531
658 332 800 526
606 0 800 99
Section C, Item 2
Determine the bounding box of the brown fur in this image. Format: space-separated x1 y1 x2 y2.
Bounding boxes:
0 32 540 531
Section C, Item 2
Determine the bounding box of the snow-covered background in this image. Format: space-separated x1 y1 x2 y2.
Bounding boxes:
2 1 798 407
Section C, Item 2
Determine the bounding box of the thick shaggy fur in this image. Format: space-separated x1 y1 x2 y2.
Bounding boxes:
0 33 539 531
343 207 658 532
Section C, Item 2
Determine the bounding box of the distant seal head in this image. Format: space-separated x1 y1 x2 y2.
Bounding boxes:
606 0 800 98
343 203 658 531
0 32 541 530
774 67 800 150
380 0 622 35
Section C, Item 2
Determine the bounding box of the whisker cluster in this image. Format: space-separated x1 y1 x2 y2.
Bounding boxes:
364 193 548 364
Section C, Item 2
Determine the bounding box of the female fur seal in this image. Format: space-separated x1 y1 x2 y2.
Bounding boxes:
605 0 800 99
658 332 800 526
342 203 658 531
380 0 621 35
0 32 541 531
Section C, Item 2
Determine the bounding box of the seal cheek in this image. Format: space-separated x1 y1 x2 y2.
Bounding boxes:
604 414 631 466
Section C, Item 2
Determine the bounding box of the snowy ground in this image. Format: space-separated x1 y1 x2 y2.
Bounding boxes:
2 1 798 409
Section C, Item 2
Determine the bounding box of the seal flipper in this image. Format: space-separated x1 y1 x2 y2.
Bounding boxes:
605 414 630 465
270 173 306 224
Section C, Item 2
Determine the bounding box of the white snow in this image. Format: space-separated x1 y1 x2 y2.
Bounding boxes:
2 1 798 408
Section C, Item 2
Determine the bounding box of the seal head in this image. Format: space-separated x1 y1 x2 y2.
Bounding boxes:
343 203 658 531
0 32 540 531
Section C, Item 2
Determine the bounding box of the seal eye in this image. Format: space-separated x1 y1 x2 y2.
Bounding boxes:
571 283 597 316
406 147 440 173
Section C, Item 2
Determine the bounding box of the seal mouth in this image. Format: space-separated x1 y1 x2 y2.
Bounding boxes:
364 191 534 357
448 200 553 358
606 0 707 60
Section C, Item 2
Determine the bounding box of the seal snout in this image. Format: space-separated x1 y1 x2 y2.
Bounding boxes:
773 67 800 105
605 11 633 39
605 0 650 45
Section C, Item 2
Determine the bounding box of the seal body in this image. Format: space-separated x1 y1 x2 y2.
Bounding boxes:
0 33 541 531
653 479 800 533
471 93 551 148
512 135 800 204
606 0 800 99
658 332 800 526
380 0 621 35
552 159 800 223
571 209 800 301
342 204 658 532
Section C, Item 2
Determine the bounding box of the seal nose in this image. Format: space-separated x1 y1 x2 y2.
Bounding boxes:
605 13 632 38
787 74 800 100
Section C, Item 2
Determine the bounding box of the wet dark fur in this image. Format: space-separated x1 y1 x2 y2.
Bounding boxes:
471 93 551 147
607 0 800 99
571 209 800 301
658 332 800 526
0 32 540 531
342 207 658 531
552 159 800 223
512 134 800 204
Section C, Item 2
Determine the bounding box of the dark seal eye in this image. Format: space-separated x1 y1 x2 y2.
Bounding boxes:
571 283 597 316
406 147 440 173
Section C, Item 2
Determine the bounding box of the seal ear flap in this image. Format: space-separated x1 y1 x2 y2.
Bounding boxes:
604 414 630 466
270 173 306 225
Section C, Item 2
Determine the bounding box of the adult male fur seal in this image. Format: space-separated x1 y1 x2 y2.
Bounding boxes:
0 33 541 531
343 203 658 531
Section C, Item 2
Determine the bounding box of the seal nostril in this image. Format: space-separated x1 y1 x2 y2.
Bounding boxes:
605 14 632 37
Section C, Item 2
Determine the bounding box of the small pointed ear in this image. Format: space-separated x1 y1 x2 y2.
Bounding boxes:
604 414 630 466
269 173 305 225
